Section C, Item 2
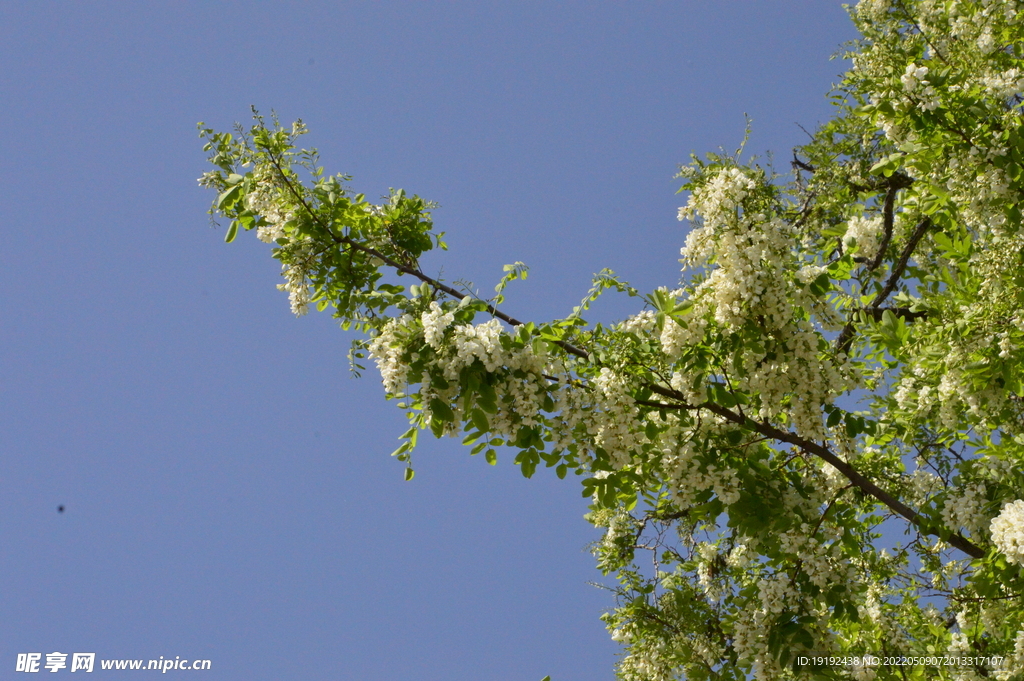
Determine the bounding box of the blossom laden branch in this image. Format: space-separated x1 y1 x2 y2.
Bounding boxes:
645 383 985 559
199 4 1024 671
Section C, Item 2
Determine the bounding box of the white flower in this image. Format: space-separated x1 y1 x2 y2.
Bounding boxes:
901 64 929 92
619 310 657 335
977 30 996 54
275 239 315 316
797 265 826 284
247 164 295 243
856 0 889 20
843 215 883 261
991 500 1024 567
421 302 454 349
941 483 989 538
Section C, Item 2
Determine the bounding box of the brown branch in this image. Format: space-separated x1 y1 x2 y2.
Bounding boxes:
835 216 932 355
867 176 908 273
868 216 931 310
259 140 982 558
644 384 984 559
866 307 927 322
809 485 852 540
635 399 700 411
263 149 595 359
791 154 815 173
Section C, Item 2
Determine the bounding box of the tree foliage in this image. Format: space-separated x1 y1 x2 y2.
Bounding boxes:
198 1 1024 678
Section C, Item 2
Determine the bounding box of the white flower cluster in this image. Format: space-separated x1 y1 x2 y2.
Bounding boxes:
674 167 854 437
367 315 414 394
941 483 990 538
618 310 657 335
276 239 314 316
615 639 679 681
991 500 1024 567
748 318 850 438
442 320 551 434
727 541 752 569
843 215 883 261
421 302 455 349
247 164 295 244
370 308 556 442
451 320 506 373
856 0 890 21
906 465 943 507
661 437 741 508
732 572 800 678
660 306 705 363
901 63 937 111
678 167 756 250
695 542 720 599
591 369 646 469
894 359 1001 434
900 63 940 109
859 586 883 625
602 509 637 549
796 264 826 284
982 68 1024 100
937 372 964 430
1010 630 1024 678
678 169 786 331
778 524 852 590
901 63 928 91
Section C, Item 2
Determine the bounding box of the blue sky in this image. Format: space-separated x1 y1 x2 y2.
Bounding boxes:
1 3 857 679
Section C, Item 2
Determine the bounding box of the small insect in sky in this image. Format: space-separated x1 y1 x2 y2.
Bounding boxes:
57 505 65 513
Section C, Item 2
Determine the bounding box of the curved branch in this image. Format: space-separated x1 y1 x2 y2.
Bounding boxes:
262 141 982 559
869 216 931 310
835 216 932 355
644 384 984 559
264 150 594 359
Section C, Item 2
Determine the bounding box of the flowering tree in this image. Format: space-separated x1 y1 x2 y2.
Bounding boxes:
198 1 1024 678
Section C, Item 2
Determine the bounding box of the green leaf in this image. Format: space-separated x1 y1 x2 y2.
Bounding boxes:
429 398 455 423
224 220 239 243
869 154 901 177
844 415 864 438
478 382 498 414
485 449 497 465
470 408 489 433
826 409 842 428
881 309 897 330
709 382 737 408
404 467 415 481
217 184 242 209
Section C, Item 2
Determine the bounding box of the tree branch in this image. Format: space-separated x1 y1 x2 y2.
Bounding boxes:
868 215 931 310
643 384 984 559
835 215 932 355
263 142 982 559
264 150 594 359
867 176 907 273
866 306 927 322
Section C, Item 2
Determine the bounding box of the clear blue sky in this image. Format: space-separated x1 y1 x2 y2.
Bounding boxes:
1 3 857 679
